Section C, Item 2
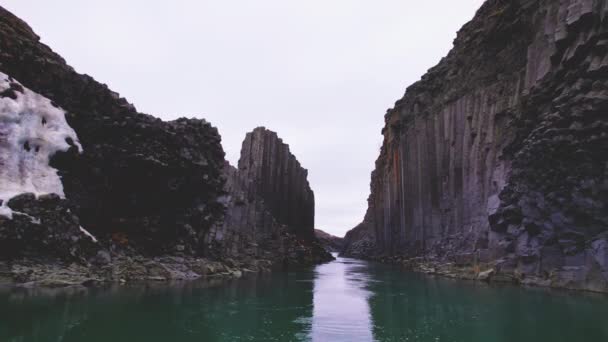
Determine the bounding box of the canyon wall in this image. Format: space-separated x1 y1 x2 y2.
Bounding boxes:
343 0 608 292
314 229 345 253
206 128 330 264
0 7 329 270
0 6 225 257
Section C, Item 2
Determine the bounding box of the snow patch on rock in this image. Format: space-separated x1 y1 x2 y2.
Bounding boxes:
79 226 98 243
0 72 81 218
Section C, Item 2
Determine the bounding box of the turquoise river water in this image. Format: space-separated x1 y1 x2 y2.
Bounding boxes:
1 255 607 342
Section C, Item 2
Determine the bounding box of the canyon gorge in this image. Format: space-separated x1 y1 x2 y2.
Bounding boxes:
2 1 608 341
0 0 607 296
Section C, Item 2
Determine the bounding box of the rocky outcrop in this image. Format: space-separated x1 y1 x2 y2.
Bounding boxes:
0 6 225 256
0 194 98 261
237 127 315 240
343 0 608 292
204 163 282 259
206 128 332 266
0 6 330 284
314 229 344 253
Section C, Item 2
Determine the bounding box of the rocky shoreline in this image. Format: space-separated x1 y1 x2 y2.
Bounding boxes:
354 254 608 294
0 5 332 287
0 256 266 288
1 237 332 289
341 0 608 294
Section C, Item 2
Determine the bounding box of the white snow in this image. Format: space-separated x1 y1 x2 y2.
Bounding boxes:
12 210 42 225
0 72 82 218
79 226 98 243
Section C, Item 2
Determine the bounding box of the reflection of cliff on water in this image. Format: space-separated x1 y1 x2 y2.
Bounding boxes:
0 273 315 342
366 263 608 342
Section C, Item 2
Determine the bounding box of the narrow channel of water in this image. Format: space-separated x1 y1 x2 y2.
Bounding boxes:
1 255 607 341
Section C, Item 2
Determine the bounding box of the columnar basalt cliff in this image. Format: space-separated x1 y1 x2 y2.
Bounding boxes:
206 128 330 265
314 229 345 253
204 163 282 258
343 0 608 292
0 7 329 285
238 127 315 240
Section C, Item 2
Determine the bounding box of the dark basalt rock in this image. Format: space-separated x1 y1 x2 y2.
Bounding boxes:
315 229 344 253
343 0 608 292
238 127 315 240
204 162 283 259
0 194 98 261
0 6 225 255
206 128 332 265
0 5 330 270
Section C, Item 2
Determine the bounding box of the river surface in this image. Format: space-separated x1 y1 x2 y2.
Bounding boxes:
1 255 608 342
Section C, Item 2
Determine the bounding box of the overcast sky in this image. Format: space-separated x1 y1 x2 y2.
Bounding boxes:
3 0 484 237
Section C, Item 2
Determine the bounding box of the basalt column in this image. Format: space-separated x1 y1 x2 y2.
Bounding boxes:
238 127 315 240
342 0 608 292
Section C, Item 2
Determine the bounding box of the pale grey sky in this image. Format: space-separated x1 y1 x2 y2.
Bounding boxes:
3 0 484 237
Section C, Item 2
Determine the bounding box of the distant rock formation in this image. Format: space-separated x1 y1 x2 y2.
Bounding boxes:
238 127 315 240
206 127 331 265
314 229 344 253
204 163 281 259
340 221 375 259
343 0 608 292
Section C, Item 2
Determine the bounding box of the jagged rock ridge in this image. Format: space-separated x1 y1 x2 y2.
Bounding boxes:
342 0 608 292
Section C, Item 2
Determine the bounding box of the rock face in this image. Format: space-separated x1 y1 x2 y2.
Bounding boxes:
341 221 376 259
238 127 315 240
314 229 344 253
0 193 97 261
204 163 282 258
206 128 331 265
343 0 608 292
0 6 225 257
0 7 330 280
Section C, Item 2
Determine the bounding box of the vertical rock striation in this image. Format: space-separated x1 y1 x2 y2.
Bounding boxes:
0 6 329 271
0 6 329 283
238 127 315 240
0 6 226 257
343 0 608 292
206 128 330 265
204 162 282 259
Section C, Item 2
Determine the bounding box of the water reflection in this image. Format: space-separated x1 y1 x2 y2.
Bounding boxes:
1 258 608 341
366 265 608 342
0 273 315 342
311 255 374 341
